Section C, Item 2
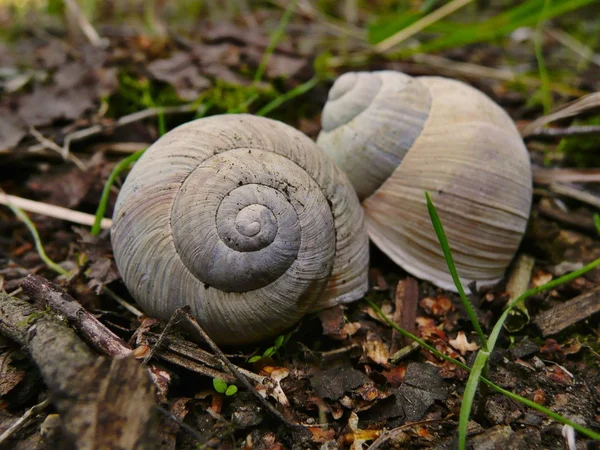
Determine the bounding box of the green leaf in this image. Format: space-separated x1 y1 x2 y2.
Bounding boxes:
225 385 238 396
213 378 227 393
248 355 262 363
263 346 276 357
274 335 285 350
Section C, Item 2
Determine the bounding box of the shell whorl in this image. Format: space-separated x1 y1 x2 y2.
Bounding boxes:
317 71 432 200
317 71 533 291
112 114 369 345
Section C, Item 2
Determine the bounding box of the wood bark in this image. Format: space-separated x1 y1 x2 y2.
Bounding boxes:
534 287 600 336
0 293 156 449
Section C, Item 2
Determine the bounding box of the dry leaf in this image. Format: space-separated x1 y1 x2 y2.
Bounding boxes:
449 332 479 355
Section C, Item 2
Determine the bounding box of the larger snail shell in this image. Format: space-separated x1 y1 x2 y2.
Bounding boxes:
111 114 369 345
317 71 532 291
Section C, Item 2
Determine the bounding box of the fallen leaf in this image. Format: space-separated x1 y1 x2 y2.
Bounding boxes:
147 52 211 101
0 352 26 397
449 332 479 355
362 331 390 367
310 367 369 401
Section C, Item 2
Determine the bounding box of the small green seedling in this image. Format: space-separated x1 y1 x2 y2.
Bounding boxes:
248 333 291 363
213 378 238 396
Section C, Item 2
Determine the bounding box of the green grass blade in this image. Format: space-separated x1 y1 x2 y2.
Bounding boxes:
425 191 488 351
91 149 145 235
594 213 600 236
367 300 600 441
256 76 319 117
5 203 69 276
396 0 597 56
534 0 552 114
459 350 490 449
254 0 298 83
487 256 600 350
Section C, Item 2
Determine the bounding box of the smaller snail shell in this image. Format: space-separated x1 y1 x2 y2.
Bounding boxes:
317 71 532 291
112 114 369 345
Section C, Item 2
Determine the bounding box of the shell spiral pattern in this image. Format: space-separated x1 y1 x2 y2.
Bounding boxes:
317 71 533 291
112 114 369 344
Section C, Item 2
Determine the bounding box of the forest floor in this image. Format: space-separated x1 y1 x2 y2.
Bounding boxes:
1 1 600 449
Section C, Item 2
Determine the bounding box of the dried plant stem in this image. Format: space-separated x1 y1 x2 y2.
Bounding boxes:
177 307 305 431
0 398 52 445
0 192 112 230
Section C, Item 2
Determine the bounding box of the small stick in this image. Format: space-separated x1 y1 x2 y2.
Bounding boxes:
155 405 207 444
142 308 187 366
21 274 131 357
525 125 600 139
177 307 305 431
534 287 600 336
63 0 108 48
391 278 418 352
534 168 600 185
29 127 86 169
0 193 112 229
549 183 600 210
63 103 198 155
0 398 52 445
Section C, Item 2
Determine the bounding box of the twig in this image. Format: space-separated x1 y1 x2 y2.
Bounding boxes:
155 351 237 384
143 332 267 384
412 54 585 97
524 125 600 139
177 307 305 431
0 398 52 445
534 287 600 336
62 103 198 155
29 127 86 170
0 192 112 230
547 28 600 68
155 405 207 444
63 0 108 48
142 308 187 366
21 274 131 357
533 168 600 185
391 278 418 352
367 417 449 450
374 0 475 53
103 286 143 317
521 92 600 138
549 183 600 210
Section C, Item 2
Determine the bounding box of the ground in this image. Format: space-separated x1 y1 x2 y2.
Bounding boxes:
0 1 599 449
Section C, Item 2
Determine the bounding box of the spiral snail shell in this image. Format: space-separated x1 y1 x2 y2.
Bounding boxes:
317 71 533 291
111 114 369 345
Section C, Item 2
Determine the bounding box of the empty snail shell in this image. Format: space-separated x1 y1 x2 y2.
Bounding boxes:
317 71 532 291
111 114 369 345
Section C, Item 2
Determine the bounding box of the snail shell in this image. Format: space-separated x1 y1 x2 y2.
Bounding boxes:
111 114 369 345
317 71 532 291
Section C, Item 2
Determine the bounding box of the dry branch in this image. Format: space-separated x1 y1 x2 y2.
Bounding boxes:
534 287 600 336
0 293 156 449
21 274 130 357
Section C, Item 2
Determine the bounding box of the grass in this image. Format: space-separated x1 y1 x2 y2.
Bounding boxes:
368 191 600 448
4 202 69 277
